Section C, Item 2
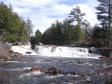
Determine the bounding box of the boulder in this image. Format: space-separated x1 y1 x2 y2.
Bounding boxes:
0 42 12 60
46 66 61 75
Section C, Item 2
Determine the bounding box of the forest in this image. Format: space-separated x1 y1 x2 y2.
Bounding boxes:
0 2 32 43
31 0 112 49
0 0 112 49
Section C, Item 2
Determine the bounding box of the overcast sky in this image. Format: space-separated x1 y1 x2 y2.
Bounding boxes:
0 0 99 34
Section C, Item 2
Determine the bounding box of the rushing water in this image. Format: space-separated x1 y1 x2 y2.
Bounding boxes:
35 45 101 59
0 55 112 84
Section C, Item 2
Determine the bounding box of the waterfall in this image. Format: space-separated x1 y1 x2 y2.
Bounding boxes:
35 45 101 59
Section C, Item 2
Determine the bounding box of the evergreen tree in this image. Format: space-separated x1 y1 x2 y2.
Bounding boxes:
0 2 32 43
30 30 42 49
25 18 33 39
96 0 112 47
41 21 64 45
68 6 86 44
92 25 107 47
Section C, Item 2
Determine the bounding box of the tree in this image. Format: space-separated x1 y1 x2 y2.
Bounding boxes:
68 6 86 44
41 21 64 45
96 0 112 47
0 2 30 43
63 19 72 44
68 6 85 26
35 30 42 42
41 6 89 46
73 25 85 44
30 30 42 49
25 18 33 38
96 0 112 27
92 25 107 47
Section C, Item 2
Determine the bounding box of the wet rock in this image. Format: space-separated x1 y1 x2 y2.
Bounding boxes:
62 71 76 75
100 56 112 61
46 67 61 75
105 80 112 84
77 61 83 64
31 66 43 72
14 52 23 58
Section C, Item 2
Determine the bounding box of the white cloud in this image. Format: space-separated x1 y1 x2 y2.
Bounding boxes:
52 4 71 15
3 0 99 34
13 7 31 15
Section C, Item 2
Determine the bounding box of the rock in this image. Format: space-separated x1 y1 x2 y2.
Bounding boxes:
0 42 12 60
31 66 43 72
105 80 112 84
2 56 11 61
0 42 24 60
46 67 61 75
77 61 83 64
14 52 23 58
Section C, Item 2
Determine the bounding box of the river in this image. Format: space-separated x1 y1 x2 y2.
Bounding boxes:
0 55 112 84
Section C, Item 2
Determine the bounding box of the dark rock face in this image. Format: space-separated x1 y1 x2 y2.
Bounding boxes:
46 67 61 75
105 80 112 84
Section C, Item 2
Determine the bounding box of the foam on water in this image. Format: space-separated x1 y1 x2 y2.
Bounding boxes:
19 71 43 78
11 45 37 55
45 74 64 79
35 45 101 59
22 67 31 70
11 44 101 59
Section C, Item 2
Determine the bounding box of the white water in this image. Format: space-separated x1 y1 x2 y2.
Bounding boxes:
11 45 37 55
11 44 101 59
35 45 101 59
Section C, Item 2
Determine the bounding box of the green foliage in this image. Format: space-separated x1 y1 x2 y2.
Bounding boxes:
30 30 42 49
0 2 32 43
69 6 85 25
67 6 86 44
35 30 42 41
96 0 112 27
96 0 112 47
41 21 64 45
92 25 107 47
26 18 33 38
41 6 88 46
73 25 85 43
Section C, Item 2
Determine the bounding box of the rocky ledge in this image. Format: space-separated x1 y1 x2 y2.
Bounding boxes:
0 42 23 61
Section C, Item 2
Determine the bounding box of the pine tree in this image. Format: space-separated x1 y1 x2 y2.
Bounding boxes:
96 0 112 47
68 6 86 44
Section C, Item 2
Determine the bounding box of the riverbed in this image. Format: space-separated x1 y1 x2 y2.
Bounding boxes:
0 55 112 84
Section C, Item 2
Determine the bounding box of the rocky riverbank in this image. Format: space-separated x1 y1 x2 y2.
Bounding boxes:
0 42 23 61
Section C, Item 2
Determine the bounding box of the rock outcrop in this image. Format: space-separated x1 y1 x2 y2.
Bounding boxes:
0 42 23 60
45 66 61 75
0 42 12 60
